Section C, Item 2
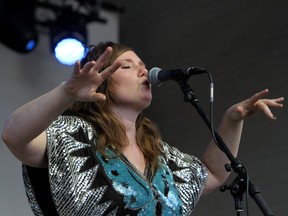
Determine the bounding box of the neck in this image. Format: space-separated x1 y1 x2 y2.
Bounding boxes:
111 105 139 125
110 106 146 174
111 106 139 146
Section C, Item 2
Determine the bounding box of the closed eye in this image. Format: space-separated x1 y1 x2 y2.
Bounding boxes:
121 65 131 69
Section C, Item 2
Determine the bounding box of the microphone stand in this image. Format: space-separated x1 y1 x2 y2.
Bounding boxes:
176 79 274 216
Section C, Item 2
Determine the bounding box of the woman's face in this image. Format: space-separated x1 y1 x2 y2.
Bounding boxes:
110 51 152 112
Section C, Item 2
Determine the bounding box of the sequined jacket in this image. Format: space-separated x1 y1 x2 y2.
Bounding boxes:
22 115 208 216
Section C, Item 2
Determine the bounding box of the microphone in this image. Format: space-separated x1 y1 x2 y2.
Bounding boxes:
148 67 207 86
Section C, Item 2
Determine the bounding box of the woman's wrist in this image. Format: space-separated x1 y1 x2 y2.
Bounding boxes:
59 81 78 104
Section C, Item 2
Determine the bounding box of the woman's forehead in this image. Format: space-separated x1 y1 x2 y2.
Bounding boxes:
117 51 145 66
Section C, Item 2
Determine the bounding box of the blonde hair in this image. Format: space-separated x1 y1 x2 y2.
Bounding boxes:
64 41 163 173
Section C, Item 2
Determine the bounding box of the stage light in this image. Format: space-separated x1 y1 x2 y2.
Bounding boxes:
50 24 87 65
0 0 38 53
0 0 122 63
54 38 86 65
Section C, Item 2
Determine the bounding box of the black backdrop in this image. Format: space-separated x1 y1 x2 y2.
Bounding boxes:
119 0 288 215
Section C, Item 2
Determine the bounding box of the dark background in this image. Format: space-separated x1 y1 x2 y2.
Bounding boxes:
0 1 287 215
119 0 288 215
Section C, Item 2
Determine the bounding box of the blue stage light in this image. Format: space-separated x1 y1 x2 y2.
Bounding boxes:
50 25 87 66
54 38 86 65
25 39 37 51
0 0 38 53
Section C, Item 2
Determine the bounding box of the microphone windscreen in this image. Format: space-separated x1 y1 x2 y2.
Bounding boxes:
148 67 162 86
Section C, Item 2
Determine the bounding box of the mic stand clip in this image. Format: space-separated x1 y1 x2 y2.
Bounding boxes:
220 169 245 216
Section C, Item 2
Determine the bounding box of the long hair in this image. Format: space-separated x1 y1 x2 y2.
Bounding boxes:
64 41 163 173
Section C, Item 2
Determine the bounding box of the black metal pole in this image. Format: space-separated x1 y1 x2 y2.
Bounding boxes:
177 80 273 216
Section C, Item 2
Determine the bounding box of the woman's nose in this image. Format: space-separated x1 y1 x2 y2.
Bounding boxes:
139 68 148 77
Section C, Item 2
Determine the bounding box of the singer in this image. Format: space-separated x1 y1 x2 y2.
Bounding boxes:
1 41 284 215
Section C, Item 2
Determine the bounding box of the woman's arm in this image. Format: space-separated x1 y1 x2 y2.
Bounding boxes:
202 89 284 194
1 47 120 168
2 84 76 167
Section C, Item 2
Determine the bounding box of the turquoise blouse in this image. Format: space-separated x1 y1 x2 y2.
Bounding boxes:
22 115 207 216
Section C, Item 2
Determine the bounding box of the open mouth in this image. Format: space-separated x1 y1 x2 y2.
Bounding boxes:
143 79 150 86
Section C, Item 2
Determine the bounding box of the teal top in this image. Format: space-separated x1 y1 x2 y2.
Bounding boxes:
22 115 208 216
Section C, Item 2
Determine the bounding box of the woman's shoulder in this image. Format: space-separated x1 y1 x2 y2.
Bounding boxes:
160 141 206 171
50 115 93 131
47 115 96 142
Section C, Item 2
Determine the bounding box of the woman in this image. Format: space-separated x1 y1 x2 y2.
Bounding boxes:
1 41 284 215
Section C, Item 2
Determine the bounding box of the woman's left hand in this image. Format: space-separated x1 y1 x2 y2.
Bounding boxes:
226 89 284 122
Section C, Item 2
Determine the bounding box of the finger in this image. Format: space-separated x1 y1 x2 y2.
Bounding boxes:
99 60 122 80
273 97 285 104
257 102 277 119
92 47 113 72
249 89 269 104
262 98 284 108
81 61 96 73
72 60 81 75
88 92 107 102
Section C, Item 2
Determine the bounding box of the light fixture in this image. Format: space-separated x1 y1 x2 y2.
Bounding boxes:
0 0 38 53
50 24 87 65
0 0 124 65
37 1 101 66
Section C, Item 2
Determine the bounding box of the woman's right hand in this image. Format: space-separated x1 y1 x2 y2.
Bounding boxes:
63 47 121 102
1 47 121 167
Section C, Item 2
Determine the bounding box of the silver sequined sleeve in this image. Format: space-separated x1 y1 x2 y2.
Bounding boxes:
161 141 208 215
